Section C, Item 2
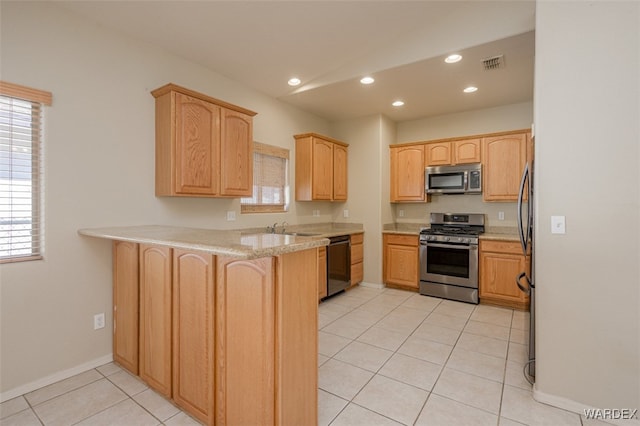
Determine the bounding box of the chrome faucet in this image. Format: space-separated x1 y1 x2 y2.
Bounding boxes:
266 222 278 233
280 221 288 233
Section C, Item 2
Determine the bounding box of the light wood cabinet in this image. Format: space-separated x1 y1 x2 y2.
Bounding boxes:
479 240 530 310
216 256 275 426
295 133 349 201
139 244 172 398
318 247 327 300
173 250 215 424
390 144 427 202
383 234 419 289
152 83 256 198
482 132 530 201
112 241 139 375
425 138 481 166
425 142 451 166
350 233 364 286
111 242 319 426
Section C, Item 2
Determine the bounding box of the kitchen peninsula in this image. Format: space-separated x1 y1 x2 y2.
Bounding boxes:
78 225 329 426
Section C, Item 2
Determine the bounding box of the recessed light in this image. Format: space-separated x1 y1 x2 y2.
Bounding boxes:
463 86 478 93
445 54 462 64
360 76 375 85
392 100 405 107
288 77 301 86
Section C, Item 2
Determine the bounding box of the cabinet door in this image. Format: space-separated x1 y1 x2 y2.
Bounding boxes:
220 108 253 196
383 235 419 288
390 145 426 202
139 245 172 397
333 144 348 201
216 257 275 426
174 93 221 195
426 142 452 166
312 138 334 200
113 241 139 375
479 251 528 304
318 247 327 300
482 133 529 201
172 250 215 424
454 139 481 164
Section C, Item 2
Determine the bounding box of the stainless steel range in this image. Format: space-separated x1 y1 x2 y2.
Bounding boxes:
419 213 485 304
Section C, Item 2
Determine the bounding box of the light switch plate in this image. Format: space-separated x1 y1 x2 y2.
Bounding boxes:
226 211 236 221
343 209 349 218
551 215 566 234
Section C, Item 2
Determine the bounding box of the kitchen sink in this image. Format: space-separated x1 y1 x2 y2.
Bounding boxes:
281 232 321 237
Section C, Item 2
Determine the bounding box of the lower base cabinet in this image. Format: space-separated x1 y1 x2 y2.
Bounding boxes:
383 233 419 290
111 241 319 426
479 240 530 310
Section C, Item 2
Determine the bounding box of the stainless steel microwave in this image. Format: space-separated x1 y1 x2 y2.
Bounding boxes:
425 163 482 194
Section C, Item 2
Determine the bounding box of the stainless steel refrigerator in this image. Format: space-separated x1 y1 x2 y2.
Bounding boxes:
517 161 535 380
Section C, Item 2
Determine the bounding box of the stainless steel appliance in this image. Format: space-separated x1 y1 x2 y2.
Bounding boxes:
326 235 351 298
517 161 535 380
419 213 485 304
425 163 482 195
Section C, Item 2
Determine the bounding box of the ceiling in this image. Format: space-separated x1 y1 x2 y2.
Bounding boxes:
54 1 536 122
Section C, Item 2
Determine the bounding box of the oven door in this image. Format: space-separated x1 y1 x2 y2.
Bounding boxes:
420 242 478 288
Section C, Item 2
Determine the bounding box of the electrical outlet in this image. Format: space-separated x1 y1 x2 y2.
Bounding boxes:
226 211 236 221
313 210 320 217
399 209 405 218
343 209 349 218
498 211 505 220
94 313 105 330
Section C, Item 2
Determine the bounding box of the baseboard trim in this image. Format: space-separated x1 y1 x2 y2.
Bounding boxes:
0 354 113 403
533 386 640 426
357 281 385 289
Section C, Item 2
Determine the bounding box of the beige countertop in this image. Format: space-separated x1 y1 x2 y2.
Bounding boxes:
78 223 364 260
382 223 520 241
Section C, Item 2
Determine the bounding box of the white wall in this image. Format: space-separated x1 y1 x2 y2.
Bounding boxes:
330 114 395 284
0 1 331 397
393 101 533 228
534 0 639 413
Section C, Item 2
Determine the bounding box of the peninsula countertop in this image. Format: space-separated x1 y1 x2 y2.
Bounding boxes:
78 222 365 260
78 225 331 260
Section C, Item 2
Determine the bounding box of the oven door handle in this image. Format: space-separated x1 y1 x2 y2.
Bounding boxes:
425 242 477 250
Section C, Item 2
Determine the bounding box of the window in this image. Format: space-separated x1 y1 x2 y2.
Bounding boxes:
0 81 51 263
241 142 289 213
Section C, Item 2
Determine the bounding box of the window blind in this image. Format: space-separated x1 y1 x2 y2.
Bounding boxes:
0 81 51 263
241 142 289 213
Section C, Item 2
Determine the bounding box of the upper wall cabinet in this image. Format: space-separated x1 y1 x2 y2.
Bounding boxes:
294 133 348 201
482 132 531 201
425 138 481 166
390 144 427 202
152 83 257 197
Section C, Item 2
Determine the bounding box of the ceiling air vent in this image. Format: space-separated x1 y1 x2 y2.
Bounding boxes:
482 54 504 70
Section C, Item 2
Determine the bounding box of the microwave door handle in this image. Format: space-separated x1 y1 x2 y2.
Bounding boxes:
517 163 529 254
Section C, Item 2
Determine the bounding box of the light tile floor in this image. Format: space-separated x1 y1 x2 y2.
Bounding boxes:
1 286 602 426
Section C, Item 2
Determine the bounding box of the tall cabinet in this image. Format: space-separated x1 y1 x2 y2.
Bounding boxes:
152 84 256 197
294 133 348 201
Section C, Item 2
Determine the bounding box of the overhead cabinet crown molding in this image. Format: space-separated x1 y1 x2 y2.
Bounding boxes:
152 83 256 197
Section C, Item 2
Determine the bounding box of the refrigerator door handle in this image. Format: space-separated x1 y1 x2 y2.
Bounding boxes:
517 163 530 254
516 272 532 295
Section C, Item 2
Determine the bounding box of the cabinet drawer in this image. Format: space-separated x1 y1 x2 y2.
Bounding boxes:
350 233 363 245
480 239 522 254
351 262 363 285
385 233 419 247
351 243 363 264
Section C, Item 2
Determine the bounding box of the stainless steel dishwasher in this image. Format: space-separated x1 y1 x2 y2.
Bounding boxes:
326 235 351 298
